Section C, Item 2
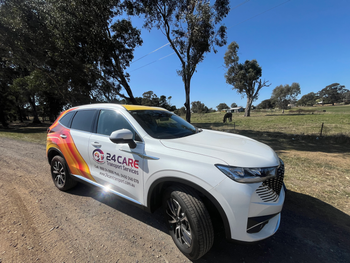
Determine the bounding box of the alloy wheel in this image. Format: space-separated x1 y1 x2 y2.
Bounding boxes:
52 160 66 188
166 198 192 248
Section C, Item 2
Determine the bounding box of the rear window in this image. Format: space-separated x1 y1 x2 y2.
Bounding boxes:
71 110 96 132
59 111 75 127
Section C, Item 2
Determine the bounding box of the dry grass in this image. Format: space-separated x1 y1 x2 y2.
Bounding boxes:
278 150 350 215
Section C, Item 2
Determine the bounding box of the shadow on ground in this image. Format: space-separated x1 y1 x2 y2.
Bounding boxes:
68 184 350 263
194 123 350 155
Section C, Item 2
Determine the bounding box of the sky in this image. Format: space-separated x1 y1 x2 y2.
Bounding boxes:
125 0 350 110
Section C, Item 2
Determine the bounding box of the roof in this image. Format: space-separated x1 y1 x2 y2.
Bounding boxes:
123 105 167 111
68 103 168 111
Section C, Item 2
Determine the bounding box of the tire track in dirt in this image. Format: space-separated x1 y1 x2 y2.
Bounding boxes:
0 137 188 263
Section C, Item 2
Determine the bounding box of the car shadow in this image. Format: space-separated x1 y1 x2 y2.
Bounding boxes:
193 123 350 154
67 183 169 233
67 184 350 263
197 190 350 263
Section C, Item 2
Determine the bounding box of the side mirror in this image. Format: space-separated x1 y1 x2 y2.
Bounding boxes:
109 129 136 149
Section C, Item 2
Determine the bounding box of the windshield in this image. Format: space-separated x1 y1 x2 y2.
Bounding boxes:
129 110 197 139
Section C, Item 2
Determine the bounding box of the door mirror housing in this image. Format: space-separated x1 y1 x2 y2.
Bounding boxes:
109 129 136 149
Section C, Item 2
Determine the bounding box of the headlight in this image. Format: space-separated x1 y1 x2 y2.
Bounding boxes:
215 164 278 183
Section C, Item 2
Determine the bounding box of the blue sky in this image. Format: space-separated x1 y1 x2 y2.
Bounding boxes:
126 0 350 110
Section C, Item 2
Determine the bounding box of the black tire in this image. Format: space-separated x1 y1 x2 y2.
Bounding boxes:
50 155 77 191
163 185 214 260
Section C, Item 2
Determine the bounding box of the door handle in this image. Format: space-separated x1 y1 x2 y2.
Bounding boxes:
60 134 67 139
91 142 101 148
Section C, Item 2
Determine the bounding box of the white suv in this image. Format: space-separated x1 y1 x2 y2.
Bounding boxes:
46 104 285 260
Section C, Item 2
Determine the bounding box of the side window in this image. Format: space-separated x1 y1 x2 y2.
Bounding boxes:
71 110 96 132
59 111 75 127
97 110 140 141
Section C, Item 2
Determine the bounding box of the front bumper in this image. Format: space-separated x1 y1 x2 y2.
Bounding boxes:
211 176 285 242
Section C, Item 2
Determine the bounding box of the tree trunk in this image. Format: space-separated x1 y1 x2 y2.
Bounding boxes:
184 80 191 123
120 79 137 105
244 96 253 117
0 104 9 128
28 95 41 124
17 106 23 122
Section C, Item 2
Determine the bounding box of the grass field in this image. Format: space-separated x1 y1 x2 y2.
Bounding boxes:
187 105 350 215
1 105 349 215
189 104 350 138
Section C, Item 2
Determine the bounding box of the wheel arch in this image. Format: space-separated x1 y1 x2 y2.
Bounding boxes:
147 177 232 240
47 147 64 165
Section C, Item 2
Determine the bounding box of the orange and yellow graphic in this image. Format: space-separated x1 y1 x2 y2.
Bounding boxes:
47 108 95 181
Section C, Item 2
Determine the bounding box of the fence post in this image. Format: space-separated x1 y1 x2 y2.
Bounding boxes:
320 122 324 137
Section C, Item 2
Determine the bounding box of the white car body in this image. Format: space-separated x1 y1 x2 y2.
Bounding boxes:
47 103 285 258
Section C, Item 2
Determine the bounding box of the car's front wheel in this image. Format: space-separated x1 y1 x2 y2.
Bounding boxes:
163 185 214 260
50 155 77 191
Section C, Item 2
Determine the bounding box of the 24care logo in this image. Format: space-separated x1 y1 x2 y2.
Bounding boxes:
92 149 105 164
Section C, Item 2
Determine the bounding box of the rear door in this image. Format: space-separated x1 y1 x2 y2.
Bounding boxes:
88 109 145 205
68 109 98 181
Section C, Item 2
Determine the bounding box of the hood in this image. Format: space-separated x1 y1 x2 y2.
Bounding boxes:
160 129 279 168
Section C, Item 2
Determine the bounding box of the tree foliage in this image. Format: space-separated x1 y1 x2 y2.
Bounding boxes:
271 83 301 110
174 106 187 116
134 0 230 122
0 0 142 125
224 42 270 117
216 103 229 112
0 49 18 127
257 99 274 109
344 91 350 102
191 101 209 114
318 83 348 105
230 102 237 108
134 91 176 110
297 92 318 106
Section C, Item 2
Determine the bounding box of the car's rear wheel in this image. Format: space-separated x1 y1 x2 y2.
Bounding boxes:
163 185 214 260
50 155 77 191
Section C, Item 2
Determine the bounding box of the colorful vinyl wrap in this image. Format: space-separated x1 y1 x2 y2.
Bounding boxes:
47 108 95 182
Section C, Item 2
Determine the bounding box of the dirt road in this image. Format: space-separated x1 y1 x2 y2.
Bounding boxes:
1 137 349 263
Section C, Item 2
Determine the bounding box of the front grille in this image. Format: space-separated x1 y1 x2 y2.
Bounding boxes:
256 160 284 202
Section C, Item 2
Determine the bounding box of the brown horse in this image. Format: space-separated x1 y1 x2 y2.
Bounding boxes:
223 112 232 123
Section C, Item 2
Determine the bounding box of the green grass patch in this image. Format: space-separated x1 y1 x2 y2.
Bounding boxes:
189 105 350 138
0 122 49 145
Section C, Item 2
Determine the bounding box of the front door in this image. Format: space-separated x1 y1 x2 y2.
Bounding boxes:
88 109 144 205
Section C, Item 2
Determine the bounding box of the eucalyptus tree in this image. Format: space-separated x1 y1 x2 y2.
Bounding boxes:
133 0 230 122
224 41 270 117
271 83 301 111
0 0 142 106
297 92 318 107
0 49 17 127
216 102 229 112
191 101 208 114
318 83 348 105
